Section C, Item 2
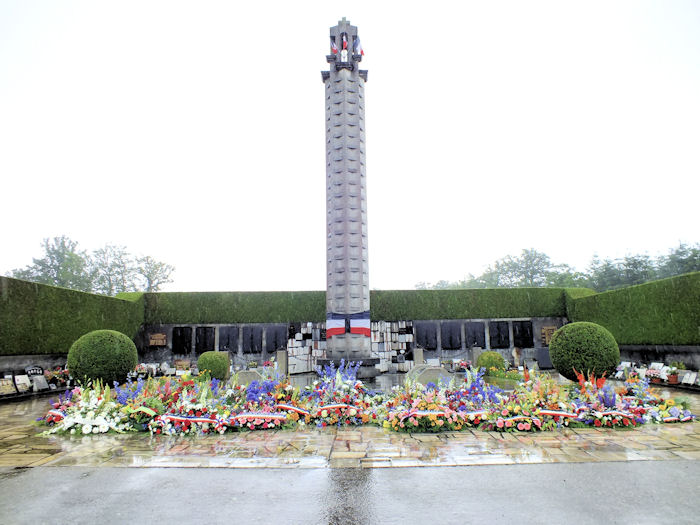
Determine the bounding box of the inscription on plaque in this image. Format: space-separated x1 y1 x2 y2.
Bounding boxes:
0 378 16 396
32 375 50 392
14 375 31 393
541 326 557 346
149 333 167 346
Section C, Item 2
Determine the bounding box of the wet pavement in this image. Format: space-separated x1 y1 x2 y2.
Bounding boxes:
1 462 699 524
0 386 699 469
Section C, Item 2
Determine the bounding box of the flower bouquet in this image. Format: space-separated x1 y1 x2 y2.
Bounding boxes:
44 367 70 388
41 382 131 435
647 398 694 424
645 368 662 384
304 360 376 427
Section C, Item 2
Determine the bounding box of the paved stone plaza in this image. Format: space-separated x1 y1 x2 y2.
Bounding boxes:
1 386 699 469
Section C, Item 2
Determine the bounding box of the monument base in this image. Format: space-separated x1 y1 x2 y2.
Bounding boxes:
326 333 372 360
316 357 380 379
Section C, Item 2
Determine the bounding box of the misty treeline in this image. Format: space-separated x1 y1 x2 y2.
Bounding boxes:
9 236 175 295
415 244 700 292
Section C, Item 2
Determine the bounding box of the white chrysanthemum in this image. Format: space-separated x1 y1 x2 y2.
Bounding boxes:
82 424 92 434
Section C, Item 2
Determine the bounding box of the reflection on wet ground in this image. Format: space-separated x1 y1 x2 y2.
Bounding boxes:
0 383 698 469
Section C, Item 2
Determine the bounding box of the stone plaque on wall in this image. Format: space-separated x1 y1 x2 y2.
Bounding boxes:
14 375 31 393
541 326 557 346
32 375 50 392
0 378 16 395
149 333 167 346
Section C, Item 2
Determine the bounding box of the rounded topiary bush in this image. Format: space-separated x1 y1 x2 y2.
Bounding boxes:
197 351 230 380
67 330 138 385
476 351 506 372
549 322 620 381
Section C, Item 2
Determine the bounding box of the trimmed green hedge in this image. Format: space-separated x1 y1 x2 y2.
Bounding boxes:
197 351 231 380
67 329 138 385
564 287 596 317
143 291 326 324
143 288 583 324
476 351 507 371
549 322 620 381
369 288 576 320
0 277 143 356
567 272 700 345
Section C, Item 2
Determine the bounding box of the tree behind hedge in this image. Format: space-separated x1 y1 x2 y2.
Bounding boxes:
11 236 174 295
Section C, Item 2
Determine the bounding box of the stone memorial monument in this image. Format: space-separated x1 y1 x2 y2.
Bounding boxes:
322 18 371 361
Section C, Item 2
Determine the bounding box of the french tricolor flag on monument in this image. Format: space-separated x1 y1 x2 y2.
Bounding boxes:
349 312 371 337
326 314 346 337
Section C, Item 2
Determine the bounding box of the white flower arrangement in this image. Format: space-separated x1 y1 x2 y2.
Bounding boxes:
43 388 130 435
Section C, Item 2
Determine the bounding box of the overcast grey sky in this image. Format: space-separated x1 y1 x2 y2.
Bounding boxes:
1 1 698 292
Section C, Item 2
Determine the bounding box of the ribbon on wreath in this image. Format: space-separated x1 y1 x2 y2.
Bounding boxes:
47 409 66 420
538 409 579 419
275 404 310 416
599 410 635 419
231 412 288 422
154 413 230 433
498 414 542 426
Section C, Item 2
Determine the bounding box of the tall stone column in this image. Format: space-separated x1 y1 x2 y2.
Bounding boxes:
322 18 370 360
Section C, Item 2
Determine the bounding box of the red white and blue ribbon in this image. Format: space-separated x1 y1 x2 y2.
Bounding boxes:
599 410 634 419
47 409 66 421
158 414 219 425
275 404 310 416
498 415 542 425
538 409 579 419
231 412 288 422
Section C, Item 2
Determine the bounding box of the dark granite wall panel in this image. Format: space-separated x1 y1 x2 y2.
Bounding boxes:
415 321 437 350
440 321 462 350
195 327 215 353
172 327 192 354
218 326 239 352
489 321 510 349
465 322 486 348
513 321 534 348
242 326 263 354
265 324 288 352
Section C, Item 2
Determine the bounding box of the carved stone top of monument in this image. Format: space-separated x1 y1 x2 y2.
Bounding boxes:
322 17 367 82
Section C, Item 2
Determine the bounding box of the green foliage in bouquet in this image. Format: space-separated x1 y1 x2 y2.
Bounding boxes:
549 322 620 381
67 330 138 385
197 351 231 380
